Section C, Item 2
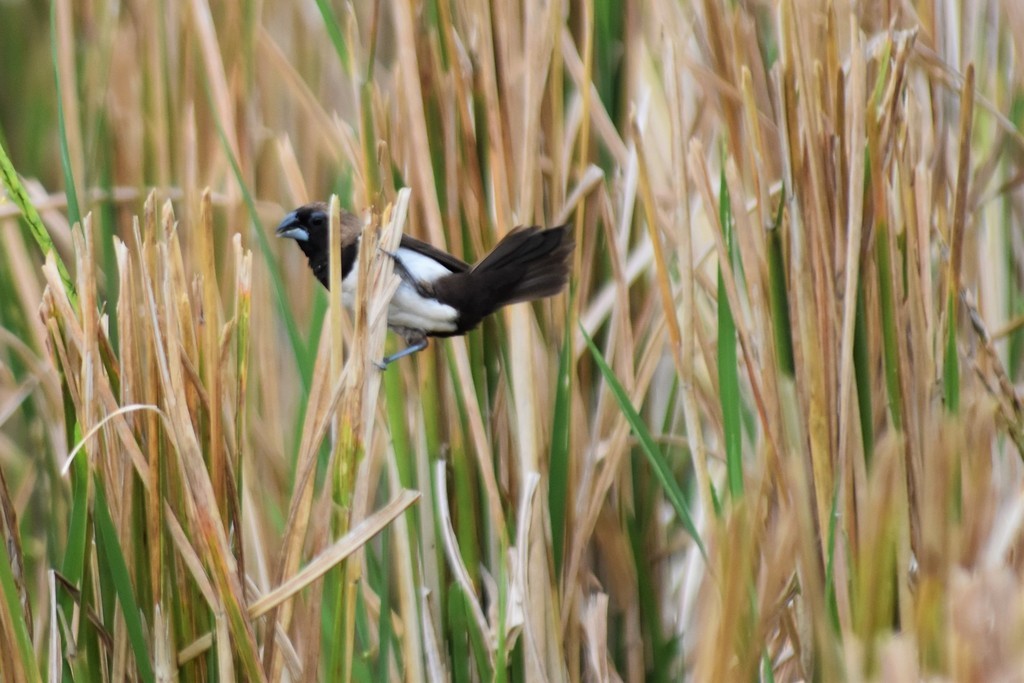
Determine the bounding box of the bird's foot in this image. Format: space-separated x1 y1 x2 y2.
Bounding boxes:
374 337 429 369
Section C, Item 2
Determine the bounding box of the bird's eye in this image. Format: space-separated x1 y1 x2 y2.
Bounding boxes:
311 214 325 227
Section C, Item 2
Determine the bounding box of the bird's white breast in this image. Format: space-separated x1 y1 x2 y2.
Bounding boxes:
340 244 459 333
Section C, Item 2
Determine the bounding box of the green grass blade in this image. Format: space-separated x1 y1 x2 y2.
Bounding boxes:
441 350 482 588
447 586 472 683
762 649 776 683
95 116 120 353
374 527 394 682
0 513 40 682
823 479 842 634
314 0 352 74
93 477 156 683
0 134 77 307
869 39 893 108
717 169 743 499
767 197 794 376
354 581 372 677
943 294 960 413
359 82 382 199
59 414 90 644
549 331 573 577
1006 95 1024 379
875 220 903 430
494 538 509 683
450 443 481 588
50 2 81 228
592 0 626 126
853 279 874 463
582 327 706 558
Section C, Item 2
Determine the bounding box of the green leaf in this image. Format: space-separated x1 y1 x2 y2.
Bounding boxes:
581 327 706 558
0 133 77 308
767 196 794 376
875 220 903 430
314 0 352 74
374 527 394 682
549 331 573 576
943 293 960 413
94 477 156 683
718 168 743 499
0 507 40 682
59 415 90 652
50 1 81 228
853 279 874 463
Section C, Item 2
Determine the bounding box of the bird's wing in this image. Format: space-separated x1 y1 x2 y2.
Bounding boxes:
399 234 471 273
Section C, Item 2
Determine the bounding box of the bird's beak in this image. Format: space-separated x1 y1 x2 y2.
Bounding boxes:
275 212 309 241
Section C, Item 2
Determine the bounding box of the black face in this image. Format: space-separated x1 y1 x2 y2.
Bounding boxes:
276 203 360 289
275 204 330 259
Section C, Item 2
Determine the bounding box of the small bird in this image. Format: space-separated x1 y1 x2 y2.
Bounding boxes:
276 202 574 367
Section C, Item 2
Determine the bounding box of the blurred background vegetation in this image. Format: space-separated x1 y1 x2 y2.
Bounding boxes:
2 0 1024 681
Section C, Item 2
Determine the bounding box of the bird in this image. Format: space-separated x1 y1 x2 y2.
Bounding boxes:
276 202 574 367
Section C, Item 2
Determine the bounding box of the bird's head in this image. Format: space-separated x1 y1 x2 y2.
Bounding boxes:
275 202 333 259
277 202 365 288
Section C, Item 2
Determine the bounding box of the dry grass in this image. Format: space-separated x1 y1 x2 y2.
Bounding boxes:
2 0 1024 681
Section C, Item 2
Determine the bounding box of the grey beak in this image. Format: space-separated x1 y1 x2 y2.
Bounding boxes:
275 212 309 241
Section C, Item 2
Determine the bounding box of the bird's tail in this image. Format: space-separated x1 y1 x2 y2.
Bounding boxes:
432 225 573 328
471 225 574 312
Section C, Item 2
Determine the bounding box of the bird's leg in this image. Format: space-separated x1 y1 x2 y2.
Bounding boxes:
375 334 429 369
